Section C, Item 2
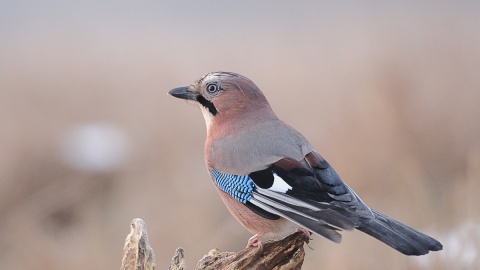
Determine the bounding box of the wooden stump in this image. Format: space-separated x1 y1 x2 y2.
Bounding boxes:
121 219 156 270
121 219 308 270
193 231 307 270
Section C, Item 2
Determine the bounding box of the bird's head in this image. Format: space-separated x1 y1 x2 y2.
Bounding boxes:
169 72 275 130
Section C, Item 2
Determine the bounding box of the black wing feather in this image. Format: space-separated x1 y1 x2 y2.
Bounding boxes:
245 202 280 220
246 152 442 255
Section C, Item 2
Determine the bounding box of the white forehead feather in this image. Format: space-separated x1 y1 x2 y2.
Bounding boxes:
200 72 240 84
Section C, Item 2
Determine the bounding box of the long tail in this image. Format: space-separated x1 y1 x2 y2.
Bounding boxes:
356 209 442 255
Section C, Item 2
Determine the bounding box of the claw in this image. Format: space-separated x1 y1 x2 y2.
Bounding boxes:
295 228 312 246
295 228 311 238
246 234 263 250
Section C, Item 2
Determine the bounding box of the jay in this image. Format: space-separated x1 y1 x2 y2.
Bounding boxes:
168 72 442 255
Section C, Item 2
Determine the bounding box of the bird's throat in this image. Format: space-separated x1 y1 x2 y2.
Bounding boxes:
201 106 214 132
196 95 217 116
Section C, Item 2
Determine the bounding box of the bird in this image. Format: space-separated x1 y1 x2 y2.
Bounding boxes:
168 71 443 256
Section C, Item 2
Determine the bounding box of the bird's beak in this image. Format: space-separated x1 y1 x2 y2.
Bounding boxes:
168 86 198 101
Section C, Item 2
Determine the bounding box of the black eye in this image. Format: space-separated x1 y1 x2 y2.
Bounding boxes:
206 83 219 93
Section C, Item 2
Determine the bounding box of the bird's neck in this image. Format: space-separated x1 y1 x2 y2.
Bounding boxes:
205 105 278 139
203 105 279 172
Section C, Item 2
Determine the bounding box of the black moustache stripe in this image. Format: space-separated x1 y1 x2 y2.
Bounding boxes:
196 95 218 116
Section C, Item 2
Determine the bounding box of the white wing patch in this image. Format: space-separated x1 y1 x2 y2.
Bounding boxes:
269 173 293 193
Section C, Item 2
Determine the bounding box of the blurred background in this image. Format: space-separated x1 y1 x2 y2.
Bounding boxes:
1 1 479 269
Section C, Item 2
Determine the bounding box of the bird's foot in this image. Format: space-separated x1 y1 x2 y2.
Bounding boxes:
295 228 311 238
295 228 314 249
246 234 263 250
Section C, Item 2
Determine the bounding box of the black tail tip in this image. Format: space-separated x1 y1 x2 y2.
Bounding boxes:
415 240 443 256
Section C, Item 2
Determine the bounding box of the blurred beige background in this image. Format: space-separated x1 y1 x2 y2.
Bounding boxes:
1 1 479 269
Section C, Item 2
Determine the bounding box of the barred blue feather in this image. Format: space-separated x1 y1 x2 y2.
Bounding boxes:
210 168 254 204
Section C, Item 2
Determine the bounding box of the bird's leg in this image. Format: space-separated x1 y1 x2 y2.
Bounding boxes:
246 234 263 250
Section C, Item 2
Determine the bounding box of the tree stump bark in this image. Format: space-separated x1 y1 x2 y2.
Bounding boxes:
121 219 308 270
121 219 156 270
192 231 308 270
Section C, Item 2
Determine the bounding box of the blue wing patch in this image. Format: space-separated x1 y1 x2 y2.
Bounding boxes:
210 169 254 204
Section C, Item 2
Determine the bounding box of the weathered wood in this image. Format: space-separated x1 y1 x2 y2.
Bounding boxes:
121 219 156 270
169 248 186 270
173 231 308 270
120 219 308 270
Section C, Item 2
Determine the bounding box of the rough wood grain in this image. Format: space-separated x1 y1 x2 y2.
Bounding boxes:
120 219 308 270
169 248 186 270
170 231 308 270
121 218 156 270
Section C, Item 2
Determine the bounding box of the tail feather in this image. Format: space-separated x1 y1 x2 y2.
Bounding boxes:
357 209 443 255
